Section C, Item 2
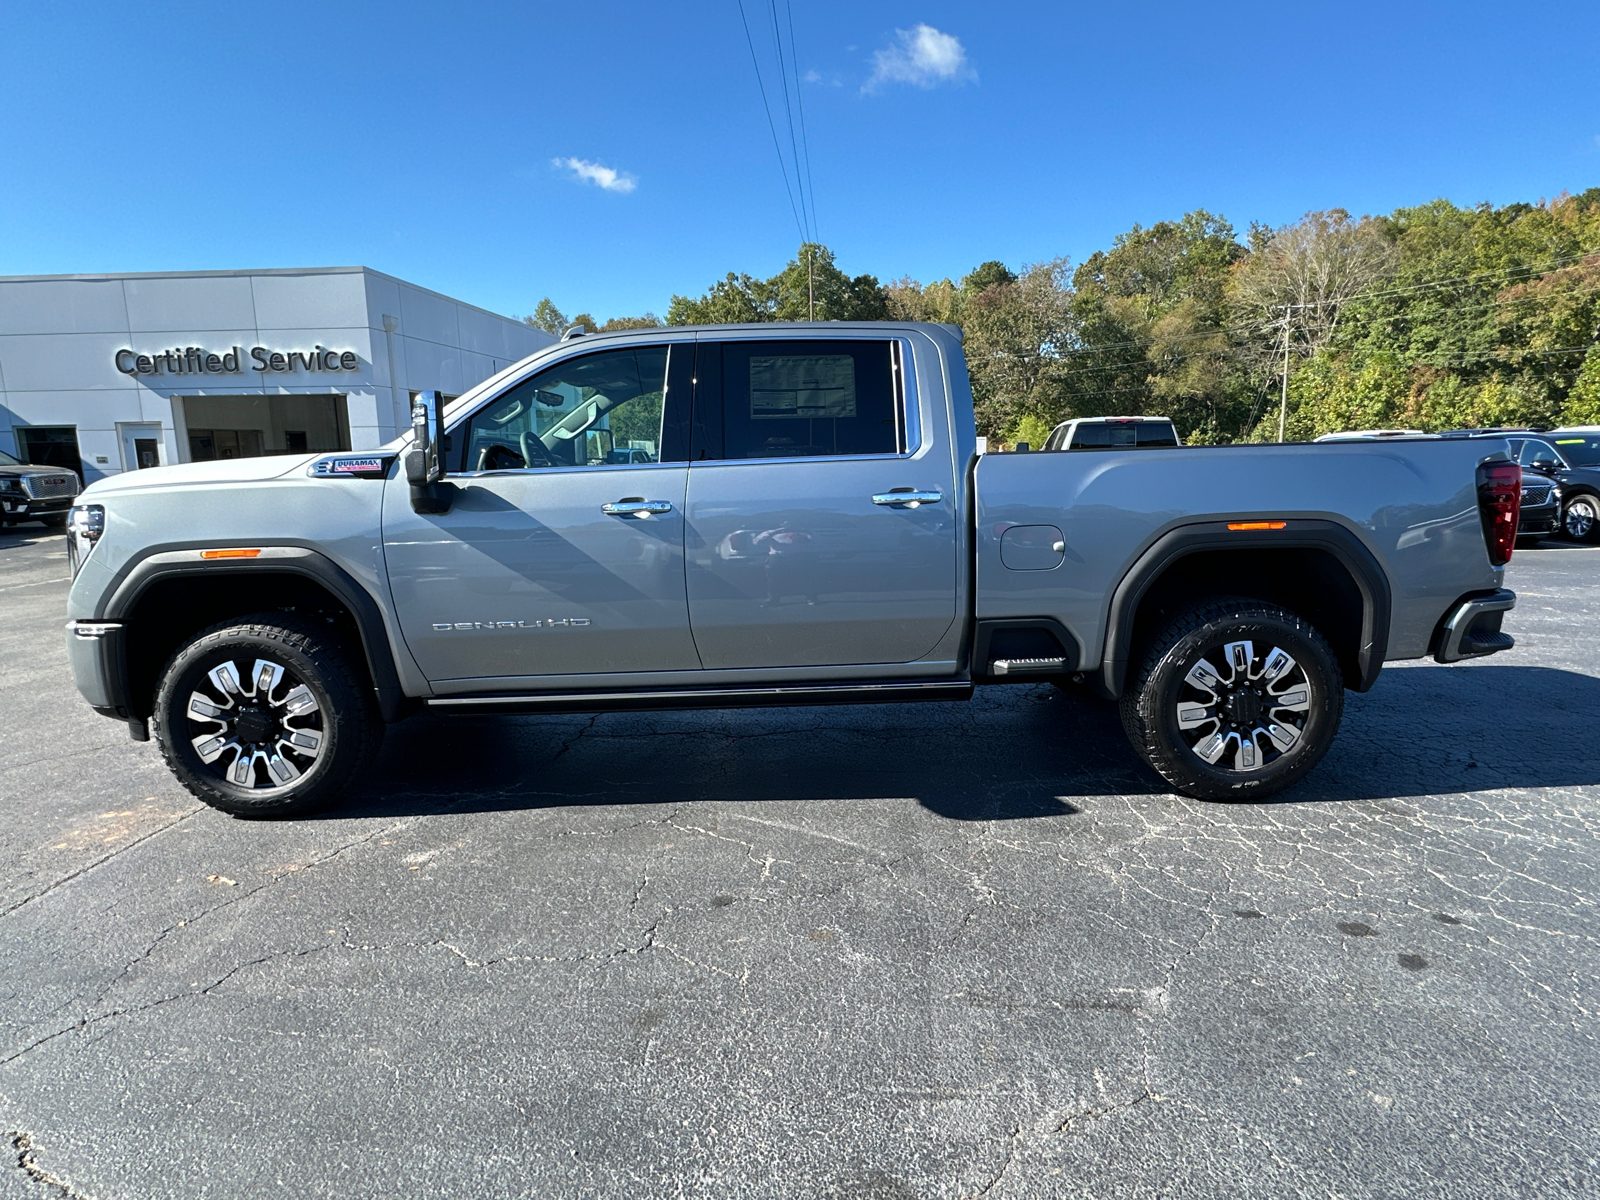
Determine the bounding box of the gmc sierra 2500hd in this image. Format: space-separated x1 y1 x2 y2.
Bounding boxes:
64 322 1520 816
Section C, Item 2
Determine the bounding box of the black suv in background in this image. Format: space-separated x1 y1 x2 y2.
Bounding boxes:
0 448 82 529
1510 432 1600 543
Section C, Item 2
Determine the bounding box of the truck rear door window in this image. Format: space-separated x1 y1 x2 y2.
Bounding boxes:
707 340 900 460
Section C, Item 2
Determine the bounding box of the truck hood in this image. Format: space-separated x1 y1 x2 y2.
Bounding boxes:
81 455 318 498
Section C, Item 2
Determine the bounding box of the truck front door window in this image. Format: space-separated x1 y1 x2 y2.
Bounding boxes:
459 346 669 472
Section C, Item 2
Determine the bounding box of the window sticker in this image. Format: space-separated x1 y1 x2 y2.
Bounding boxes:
750 355 856 420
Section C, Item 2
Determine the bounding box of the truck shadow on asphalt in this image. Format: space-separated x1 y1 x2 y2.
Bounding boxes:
324 664 1598 821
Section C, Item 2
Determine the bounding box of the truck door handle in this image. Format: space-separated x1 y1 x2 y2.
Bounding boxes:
601 498 674 517
872 489 942 508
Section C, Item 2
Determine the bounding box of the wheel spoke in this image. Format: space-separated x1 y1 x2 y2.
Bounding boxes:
281 728 323 757
1223 641 1253 683
1176 704 1216 731
1266 722 1300 753
252 660 284 702
1193 731 1231 764
1259 647 1296 685
209 661 244 699
276 684 318 718
1270 687 1310 713
188 693 228 722
192 733 231 763
266 753 301 785
229 750 258 786
1234 734 1260 771
1184 658 1225 698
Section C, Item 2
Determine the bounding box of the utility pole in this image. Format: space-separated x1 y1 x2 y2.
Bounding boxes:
1277 305 1293 443
807 246 815 321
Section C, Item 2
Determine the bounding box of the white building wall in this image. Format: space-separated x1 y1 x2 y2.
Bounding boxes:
0 267 555 482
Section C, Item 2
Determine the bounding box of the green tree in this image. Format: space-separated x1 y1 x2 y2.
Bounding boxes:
526 298 568 335
1566 346 1600 424
1068 210 1251 442
667 244 890 325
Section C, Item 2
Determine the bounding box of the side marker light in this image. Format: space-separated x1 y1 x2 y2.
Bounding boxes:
1226 521 1287 531
199 548 263 559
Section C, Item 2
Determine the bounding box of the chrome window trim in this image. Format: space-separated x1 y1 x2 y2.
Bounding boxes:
702 333 922 465
686 449 925 469
449 461 687 481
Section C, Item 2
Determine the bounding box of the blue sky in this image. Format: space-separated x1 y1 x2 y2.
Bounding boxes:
1 1 1596 322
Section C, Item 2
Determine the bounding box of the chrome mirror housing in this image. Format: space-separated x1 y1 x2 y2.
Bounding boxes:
405 391 452 514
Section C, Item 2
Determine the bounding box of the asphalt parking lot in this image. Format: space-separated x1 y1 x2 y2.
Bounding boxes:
1 525 1596 1199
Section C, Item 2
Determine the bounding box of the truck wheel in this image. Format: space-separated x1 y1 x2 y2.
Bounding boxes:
41 513 67 530
1120 597 1343 801
1563 494 1599 542
153 614 380 817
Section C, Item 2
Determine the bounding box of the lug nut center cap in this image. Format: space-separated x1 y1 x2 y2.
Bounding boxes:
233 705 274 744
1223 688 1263 726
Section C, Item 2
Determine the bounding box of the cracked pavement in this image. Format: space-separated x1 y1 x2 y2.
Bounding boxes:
0 526 1596 1198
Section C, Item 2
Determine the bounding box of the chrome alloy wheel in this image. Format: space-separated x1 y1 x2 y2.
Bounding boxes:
1565 495 1597 541
186 658 325 789
1173 640 1313 773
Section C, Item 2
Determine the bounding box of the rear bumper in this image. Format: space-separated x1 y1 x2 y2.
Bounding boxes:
1433 589 1516 663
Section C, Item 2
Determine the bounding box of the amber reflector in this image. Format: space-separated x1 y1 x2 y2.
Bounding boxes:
199 548 262 559
1226 521 1287 531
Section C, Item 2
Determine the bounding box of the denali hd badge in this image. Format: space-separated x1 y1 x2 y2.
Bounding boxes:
432 619 593 631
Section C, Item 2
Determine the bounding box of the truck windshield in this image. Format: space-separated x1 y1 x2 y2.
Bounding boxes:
1550 435 1600 466
0 449 20 467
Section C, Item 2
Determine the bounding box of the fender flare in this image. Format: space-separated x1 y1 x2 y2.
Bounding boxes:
99 542 411 721
1098 519 1392 699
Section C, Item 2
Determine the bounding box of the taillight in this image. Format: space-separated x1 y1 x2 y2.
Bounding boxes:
1476 461 1521 566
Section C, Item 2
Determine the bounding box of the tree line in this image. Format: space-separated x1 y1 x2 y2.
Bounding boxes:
526 188 1600 443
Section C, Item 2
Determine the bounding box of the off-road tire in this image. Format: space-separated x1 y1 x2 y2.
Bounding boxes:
1120 597 1343 801
154 613 381 817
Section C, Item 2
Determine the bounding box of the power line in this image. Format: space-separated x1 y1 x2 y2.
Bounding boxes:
785 0 818 245
735 0 806 243
767 0 810 243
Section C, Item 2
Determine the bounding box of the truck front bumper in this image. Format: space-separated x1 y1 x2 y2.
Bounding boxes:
2 496 72 521
65 620 148 740
1433 589 1516 663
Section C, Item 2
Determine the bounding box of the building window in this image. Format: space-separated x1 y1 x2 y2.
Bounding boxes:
16 427 83 475
180 395 350 462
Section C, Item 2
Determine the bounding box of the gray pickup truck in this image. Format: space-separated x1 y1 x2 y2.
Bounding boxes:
64 322 1521 816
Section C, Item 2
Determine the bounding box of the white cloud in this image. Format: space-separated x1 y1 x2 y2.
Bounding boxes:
552 156 636 193
865 24 974 91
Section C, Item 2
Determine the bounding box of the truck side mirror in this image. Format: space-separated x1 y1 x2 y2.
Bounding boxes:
405 391 453 514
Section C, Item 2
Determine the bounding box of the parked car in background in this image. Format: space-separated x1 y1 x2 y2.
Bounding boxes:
1313 430 1432 442
1510 431 1600 543
1512 467 1562 545
1041 416 1181 451
0 448 82 529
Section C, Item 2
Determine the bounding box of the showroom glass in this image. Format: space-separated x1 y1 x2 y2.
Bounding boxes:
715 340 900 460
457 347 669 472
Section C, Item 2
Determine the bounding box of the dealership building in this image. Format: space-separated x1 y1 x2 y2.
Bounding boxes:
0 267 554 480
